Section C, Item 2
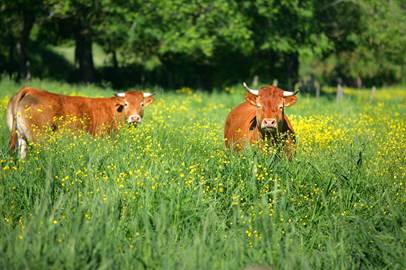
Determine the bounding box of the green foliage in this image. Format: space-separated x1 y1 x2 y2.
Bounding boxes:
305 0 406 86
0 0 44 78
125 1 252 67
0 0 405 87
0 79 405 269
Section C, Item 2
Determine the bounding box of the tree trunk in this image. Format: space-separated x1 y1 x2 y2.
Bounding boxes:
16 12 35 81
7 35 14 78
75 31 95 82
111 50 118 69
285 52 299 90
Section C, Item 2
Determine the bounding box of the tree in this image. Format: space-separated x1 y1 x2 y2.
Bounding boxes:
241 0 322 88
1 0 404 87
44 0 130 82
355 0 406 85
312 0 406 86
0 0 44 80
45 0 98 82
122 0 251 87
94 1 132 69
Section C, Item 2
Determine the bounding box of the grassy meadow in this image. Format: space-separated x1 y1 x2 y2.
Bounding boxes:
0 78 405 269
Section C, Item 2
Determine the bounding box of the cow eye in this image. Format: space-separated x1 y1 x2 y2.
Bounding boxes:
141 102 144 107
279 105 283 110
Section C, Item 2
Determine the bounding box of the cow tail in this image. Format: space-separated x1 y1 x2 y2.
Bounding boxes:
8 87 30 152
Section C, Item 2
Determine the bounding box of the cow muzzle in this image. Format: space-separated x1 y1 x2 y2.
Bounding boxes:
128 114 142 125
261 118 277 129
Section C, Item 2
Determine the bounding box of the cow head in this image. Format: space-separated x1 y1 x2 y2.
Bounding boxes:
114 90 154 125
243 82 297 132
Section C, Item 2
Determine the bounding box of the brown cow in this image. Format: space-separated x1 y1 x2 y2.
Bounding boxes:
7 87 154 158
224 82 298 158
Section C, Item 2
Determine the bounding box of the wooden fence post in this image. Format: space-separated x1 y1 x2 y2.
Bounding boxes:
315 80 320 99
272 79 278 87
252 75 259 87
371 85 376 99
336 83 343 102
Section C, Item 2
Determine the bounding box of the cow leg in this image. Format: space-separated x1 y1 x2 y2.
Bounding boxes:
18 137 28 159
16 112 31 159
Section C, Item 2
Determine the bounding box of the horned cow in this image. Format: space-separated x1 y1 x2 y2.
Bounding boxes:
224 82 298 158
7 87 154 158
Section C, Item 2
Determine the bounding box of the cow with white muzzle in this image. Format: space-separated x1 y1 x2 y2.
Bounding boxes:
7 87 154 158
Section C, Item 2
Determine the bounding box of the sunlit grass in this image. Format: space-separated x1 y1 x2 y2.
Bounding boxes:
0 78 405 269
49 43 110 68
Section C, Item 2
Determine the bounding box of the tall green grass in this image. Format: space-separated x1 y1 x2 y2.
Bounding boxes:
0 78 405 269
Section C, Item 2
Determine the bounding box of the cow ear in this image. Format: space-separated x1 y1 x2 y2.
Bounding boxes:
143 95 154 107
115 100 127 112
283 96 297 107
245 93 257 106
116 103 125 112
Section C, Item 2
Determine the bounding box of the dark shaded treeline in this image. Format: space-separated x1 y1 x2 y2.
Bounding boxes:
0 0 405 90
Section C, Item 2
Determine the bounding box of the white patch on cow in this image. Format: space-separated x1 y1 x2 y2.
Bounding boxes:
6 103 13 131
128 114 142 124
16 110 31 141
143 92 153 98
18 137 28 159
116 92 126 97
12 106 32 159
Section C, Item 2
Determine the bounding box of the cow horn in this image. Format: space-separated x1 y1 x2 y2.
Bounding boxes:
115 92 126 97
143 92 154 98
283 90 299 97
243 82 259 96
